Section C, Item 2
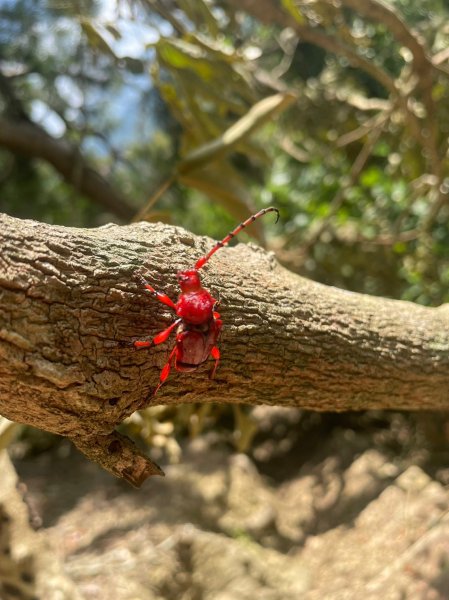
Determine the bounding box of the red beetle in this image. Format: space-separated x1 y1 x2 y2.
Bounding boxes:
130 207 279 396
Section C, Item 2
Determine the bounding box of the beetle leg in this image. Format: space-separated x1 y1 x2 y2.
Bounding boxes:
136 274 177 310
213 299 221 319
209 315 223 378
209 346 220 379
133 319 181 349
152 344 178 397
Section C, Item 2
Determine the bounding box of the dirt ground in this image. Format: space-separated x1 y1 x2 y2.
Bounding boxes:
7 408 449 599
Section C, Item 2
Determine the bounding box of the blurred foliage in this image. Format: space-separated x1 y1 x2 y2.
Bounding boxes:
120 402 258 465
1 0 449 460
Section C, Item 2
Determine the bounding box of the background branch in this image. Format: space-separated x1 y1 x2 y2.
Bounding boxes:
0 117 135 221
227 0 399 97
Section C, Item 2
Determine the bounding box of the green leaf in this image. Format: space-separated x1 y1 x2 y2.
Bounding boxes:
186 32 240 64
121 56 145 74
105 24 122 40
156 39 215 79
176 0 220 37
80 18 117 59
177 92 297 174
360 166 382 188
281 0 305 24
393 242 407 254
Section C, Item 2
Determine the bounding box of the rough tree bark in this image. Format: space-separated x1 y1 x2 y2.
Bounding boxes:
0 213 448 486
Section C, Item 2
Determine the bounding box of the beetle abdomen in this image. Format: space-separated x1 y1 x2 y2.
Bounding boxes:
176 331 210 367
175 322 219 371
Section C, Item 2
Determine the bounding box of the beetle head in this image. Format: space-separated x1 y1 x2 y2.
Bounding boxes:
177 269 202 292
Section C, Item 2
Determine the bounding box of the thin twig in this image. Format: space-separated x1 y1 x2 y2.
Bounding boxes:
227 0 400 98
339 0 444 222
300 110 390 253
133 174 175 223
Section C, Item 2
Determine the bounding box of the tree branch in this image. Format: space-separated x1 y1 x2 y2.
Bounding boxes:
339 0 434 84
0 117 135 221
227 0 431 164
231 0 448 233
339 0 443 194
301 109 390 253
0 214 448 485
227 0 399 97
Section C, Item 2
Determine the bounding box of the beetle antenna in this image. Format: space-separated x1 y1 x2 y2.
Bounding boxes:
195 207 279 270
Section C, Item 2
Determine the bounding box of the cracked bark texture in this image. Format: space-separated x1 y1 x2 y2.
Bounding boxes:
0 213 448 486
